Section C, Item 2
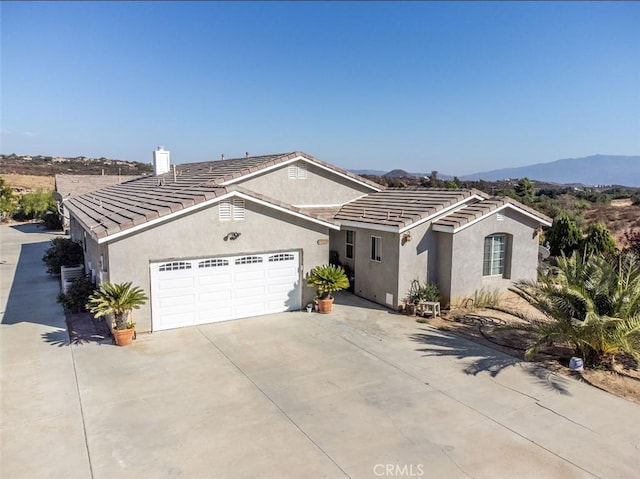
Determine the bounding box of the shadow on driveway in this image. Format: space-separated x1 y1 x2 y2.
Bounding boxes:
409 327 572 395
1 241 62 327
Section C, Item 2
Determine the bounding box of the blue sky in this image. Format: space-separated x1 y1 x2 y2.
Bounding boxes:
1 1 639 175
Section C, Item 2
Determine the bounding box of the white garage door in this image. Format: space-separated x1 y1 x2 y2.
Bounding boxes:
150 251 301 331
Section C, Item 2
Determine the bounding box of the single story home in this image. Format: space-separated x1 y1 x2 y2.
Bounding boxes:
65 150 381 332
65 149 551 333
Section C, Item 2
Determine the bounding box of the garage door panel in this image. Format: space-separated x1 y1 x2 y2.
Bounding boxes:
199 290 233 303
198 274 232 286
235 286 267 299
267 267 297 279
235 270 266 282
158 277 195 290
151 251 300 331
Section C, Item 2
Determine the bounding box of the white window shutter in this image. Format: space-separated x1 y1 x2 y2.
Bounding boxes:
219 200 231 221
232 198 245 220
297 162 307 179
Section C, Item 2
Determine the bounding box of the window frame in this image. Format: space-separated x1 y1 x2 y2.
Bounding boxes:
345 230 355 260
483 234 506 277
370 235 382 262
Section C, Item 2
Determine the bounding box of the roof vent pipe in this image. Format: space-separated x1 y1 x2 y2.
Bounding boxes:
153 146 171 175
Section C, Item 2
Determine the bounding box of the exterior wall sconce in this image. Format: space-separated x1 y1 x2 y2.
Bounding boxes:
224 232 241 241
401 232 412 245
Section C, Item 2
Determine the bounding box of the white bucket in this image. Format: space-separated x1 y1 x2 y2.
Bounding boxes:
569 357 584 371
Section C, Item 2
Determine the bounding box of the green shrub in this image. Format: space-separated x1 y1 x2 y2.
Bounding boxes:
307 264 350 299
42 238 84 274
42 211 63 231
57 276 96 313
406 279 440 304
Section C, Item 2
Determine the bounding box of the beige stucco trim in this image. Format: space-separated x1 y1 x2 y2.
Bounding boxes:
432 203 553 234
220 155 382 192
89 190 338 245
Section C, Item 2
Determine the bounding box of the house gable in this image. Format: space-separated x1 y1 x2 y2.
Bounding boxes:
232 158 378 208
68 188 339 245
432 199 552 234
104 196 333 332
65 151 377 243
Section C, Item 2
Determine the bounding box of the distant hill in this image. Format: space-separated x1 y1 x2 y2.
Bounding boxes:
384 169 412 178
462 155 640 187
0 154 152 176
350 169 388 176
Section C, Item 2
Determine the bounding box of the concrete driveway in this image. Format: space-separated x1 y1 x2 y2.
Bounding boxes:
2 224 640 478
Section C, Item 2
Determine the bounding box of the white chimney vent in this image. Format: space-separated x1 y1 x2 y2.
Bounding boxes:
153 146 170 175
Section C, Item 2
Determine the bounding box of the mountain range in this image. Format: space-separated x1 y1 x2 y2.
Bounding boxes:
460 155 640 186
351 155 640 187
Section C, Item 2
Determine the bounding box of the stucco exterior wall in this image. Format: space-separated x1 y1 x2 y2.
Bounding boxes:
397 220 440 306
238 162 375 206
447 209 541 304
338 227 400 308
104 200 330 332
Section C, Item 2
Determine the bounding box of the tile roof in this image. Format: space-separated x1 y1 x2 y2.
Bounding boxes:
433 197 552 231
65 151 363 240
54 174 142 199
334 188 484 229
159 151 382 190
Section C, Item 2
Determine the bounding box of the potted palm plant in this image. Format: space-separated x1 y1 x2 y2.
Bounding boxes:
307 264 350 313
86 282 148 346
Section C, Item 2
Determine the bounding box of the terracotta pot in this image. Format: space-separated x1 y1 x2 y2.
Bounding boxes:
316 297 334 314
113 327 135 346
405 304 417 316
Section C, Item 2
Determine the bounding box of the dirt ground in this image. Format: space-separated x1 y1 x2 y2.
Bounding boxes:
2 174 55 192
420 294 640 405
584 202 640 246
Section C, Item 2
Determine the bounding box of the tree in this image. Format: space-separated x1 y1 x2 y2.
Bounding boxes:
42 238 84 274
19 190 56 219
0 177 18 220
545 213 583 257
514 177 534 204
506 252 640 367
583 222 616 257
